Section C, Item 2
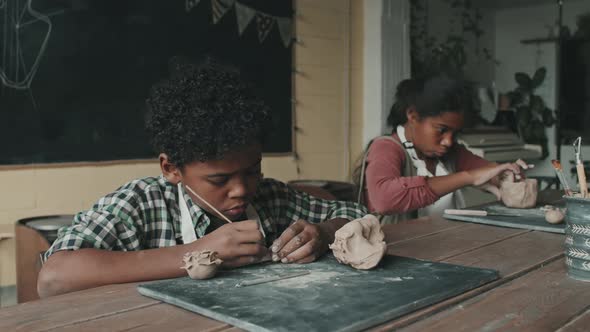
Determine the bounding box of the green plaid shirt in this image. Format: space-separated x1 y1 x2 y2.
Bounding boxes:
44 176 367 260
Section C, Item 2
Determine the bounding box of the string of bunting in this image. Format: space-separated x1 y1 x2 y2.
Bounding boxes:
185 0 293 47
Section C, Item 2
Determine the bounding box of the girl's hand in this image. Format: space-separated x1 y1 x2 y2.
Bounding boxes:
468 158 533 187
270 219 332 264
197 220 269 268
475 159 534 199
507 158 533 181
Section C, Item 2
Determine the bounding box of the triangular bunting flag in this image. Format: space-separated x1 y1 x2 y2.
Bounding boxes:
276 17 293 47
256 12 275 43
185 0 202 13
235 3 256 35
212 0 235 24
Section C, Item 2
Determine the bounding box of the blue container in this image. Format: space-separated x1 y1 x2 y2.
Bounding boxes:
564 196 590 282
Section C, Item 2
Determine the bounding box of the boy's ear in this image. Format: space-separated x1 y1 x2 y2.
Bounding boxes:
406 106 419 124
159 153 182 184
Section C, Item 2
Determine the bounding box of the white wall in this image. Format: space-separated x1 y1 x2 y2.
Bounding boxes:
380 0 411 134
363 0 384 145
494 0 590 187
363 0 410 145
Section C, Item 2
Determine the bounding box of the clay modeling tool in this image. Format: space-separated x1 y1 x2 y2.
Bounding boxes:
184 184 233 223
551 159 573 196
0 232 14 240
573 137 588 198
444 209 521 217
235 271 310 288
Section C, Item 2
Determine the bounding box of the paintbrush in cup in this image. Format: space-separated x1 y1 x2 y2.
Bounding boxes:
551 159 573 196
184 184 233 223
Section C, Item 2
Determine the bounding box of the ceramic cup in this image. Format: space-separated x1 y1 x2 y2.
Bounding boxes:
564 196 590 282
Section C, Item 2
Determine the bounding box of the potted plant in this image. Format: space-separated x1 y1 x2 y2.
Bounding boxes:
410 0 495 78
506 67 555 158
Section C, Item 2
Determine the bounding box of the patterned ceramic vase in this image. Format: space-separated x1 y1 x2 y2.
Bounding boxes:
564 196 590 281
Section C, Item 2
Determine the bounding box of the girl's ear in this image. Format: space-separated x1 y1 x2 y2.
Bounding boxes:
160 153 182 184
405 106 419 124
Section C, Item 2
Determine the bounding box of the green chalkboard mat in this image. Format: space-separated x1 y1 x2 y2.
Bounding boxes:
443 201 566 234
137 255 498 332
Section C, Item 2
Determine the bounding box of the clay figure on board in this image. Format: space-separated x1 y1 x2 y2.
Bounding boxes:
182 250 223 280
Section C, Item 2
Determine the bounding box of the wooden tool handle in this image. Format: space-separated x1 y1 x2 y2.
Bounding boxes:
0 232 15 241
577 163 588 197
444 209 488 216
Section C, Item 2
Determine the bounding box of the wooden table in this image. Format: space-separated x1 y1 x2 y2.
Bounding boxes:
2 216 589 332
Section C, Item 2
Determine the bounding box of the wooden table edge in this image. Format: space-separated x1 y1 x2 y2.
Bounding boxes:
371 253 565 331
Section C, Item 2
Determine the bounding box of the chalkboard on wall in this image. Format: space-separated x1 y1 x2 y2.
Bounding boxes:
0 0 293 165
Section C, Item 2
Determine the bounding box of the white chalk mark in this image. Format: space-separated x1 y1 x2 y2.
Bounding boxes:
235 271 310 288
19 8 64 28
385 277 403 282
0 0 65 90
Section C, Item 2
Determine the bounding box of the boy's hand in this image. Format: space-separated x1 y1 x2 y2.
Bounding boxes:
198 220 269 268
270 219 333 264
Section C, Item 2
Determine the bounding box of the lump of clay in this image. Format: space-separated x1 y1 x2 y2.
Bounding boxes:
500 174 538 208
329 214 386 270
181 250 222 280
544 208 566 224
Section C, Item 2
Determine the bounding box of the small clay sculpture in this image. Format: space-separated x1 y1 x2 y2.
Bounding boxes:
500 173 538 208
541 205 566 224
329 214 386 270
545 209 565 224
181 250 223 280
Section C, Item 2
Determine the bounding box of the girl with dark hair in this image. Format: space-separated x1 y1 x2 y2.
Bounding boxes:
354 74 529 223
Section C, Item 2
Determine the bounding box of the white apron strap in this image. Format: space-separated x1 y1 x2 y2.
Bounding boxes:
179 182 265 243
178 183 198 244
246 204 266 239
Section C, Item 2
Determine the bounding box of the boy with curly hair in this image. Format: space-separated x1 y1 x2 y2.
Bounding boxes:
37 59 368 297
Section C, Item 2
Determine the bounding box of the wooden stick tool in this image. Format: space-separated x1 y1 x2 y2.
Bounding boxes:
184 184 233 223
574 137 588 198
444 209 520 217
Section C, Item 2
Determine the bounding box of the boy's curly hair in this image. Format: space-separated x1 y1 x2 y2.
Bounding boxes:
146 58 270 167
